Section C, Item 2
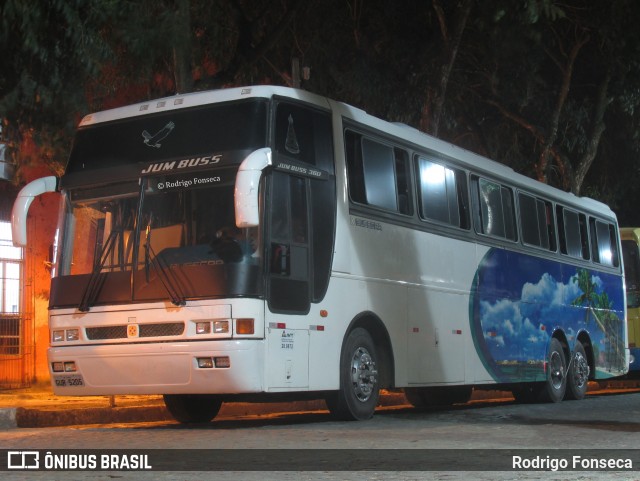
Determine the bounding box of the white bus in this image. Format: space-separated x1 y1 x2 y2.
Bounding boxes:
13 86 628 422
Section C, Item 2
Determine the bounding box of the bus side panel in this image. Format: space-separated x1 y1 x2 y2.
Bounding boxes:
470 247 627 383
405 233 479 386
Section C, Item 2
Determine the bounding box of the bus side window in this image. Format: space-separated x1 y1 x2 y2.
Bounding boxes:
557 206 590 260
589 218 619 267
394 148 413 215
345 130 366 204
416 156 468 229
518 193 555 251
345 130 411 215
471 176 517 241
361 137 397 211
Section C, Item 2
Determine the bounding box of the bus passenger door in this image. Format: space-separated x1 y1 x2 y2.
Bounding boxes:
264 171 312 389
266 171 311 314
263 100 336 390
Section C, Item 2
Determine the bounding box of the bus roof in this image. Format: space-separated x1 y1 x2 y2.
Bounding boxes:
77 85 331 127
76 85 614 219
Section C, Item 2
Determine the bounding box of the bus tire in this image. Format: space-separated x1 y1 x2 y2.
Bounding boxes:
565 341 589 400
163 394 222 423
326 327 380 421
540 338 567 403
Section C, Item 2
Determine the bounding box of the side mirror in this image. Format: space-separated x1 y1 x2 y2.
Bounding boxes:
235 148 271 228
11 176 58 246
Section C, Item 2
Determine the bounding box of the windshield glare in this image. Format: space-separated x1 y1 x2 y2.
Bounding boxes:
57 173 262 305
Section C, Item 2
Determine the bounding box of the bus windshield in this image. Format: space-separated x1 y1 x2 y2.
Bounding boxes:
52 168 263 309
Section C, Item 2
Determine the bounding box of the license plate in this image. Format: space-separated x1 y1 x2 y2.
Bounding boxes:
54 374 85 387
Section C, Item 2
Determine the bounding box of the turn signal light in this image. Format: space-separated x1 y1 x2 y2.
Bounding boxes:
235 318 254 335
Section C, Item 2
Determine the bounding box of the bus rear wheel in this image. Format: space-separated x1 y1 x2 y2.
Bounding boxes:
565 341 589 400
326 327 380 421
163 394 222 423
540 338 567 403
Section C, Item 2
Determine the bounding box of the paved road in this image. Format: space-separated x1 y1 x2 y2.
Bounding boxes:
1 392 639 480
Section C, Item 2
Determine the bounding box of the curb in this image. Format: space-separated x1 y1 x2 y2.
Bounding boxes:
0 391 515 429
0 408 17 429
0 393 407 429
3 382 637 429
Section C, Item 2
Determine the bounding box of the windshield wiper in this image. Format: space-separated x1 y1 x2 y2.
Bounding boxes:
78 228 121 312
144 221 186 307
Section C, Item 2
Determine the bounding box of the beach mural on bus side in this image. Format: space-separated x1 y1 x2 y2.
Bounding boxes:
470 248 626 383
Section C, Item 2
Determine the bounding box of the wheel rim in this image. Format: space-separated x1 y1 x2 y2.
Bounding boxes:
572 351 589 388
350 346 378 402
549 350 565 390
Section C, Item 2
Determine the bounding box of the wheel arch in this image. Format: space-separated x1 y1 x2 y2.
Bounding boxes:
345 311 395 389
550 328 571 364
575 330 596 380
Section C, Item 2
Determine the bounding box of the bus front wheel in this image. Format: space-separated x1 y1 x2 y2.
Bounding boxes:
326 327 380 421
163 394 222 423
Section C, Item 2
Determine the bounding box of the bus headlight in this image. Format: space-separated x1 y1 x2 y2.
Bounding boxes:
52 329 80 342
195 322 211 334
213 320 229 334
66 329 80 342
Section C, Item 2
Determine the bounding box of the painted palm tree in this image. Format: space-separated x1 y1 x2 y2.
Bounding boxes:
594 292 625 372
572 269 604 330
572 269 624 373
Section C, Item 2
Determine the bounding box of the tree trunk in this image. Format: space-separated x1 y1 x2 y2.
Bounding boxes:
535 33 589 185
570 71 612 195
424 0 473 137
172 0 193 93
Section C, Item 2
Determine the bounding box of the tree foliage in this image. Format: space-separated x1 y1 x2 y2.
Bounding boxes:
2 0 640 222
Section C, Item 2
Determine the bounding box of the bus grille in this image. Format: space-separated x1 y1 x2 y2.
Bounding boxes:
85 322 185 340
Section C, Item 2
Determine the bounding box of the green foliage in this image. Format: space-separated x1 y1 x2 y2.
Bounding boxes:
1 0 640 225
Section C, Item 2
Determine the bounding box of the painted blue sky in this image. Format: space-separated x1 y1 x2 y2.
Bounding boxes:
473 249 624 367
